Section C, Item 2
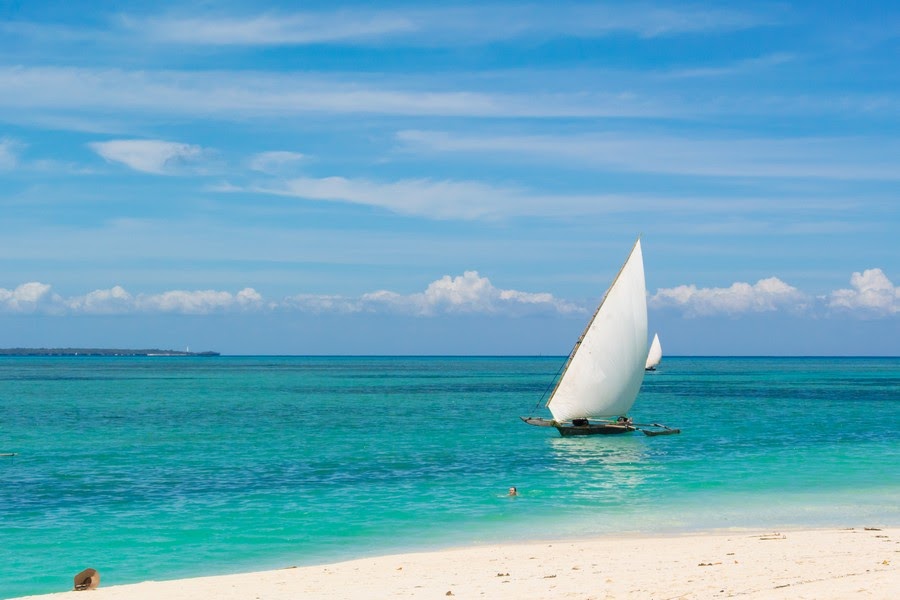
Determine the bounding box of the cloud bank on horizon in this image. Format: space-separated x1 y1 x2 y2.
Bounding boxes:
1 1 897 354
2 268 896 319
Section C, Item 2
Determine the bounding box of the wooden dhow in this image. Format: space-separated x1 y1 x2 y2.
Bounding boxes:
522 238 679 437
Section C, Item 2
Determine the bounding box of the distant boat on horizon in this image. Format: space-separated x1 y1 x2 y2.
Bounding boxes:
645 333 662 371
522 238 679 437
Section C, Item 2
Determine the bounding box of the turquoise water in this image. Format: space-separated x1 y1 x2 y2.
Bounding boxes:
1 356 898 599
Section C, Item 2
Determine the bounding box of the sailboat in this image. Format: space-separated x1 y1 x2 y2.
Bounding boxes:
645 333 662 371
522 238 679 437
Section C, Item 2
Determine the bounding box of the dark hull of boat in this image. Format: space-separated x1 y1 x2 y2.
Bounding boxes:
520 417 635 436
521 416 680 437
556 423 635 436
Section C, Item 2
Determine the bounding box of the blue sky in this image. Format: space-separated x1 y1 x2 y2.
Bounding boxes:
1 1 898 355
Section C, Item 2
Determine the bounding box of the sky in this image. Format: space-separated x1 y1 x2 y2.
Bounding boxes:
1 0 898 356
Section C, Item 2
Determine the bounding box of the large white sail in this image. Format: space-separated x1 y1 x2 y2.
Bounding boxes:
645 333 662 369
547 239 648 422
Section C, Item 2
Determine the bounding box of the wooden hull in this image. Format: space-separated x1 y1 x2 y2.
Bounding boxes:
521 417 680 437
521 417 635 436
557 423 635 436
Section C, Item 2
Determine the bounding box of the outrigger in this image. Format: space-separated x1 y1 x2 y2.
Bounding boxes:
522 417 680 437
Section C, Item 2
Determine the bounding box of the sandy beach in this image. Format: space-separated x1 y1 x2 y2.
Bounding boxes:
14 527 898 599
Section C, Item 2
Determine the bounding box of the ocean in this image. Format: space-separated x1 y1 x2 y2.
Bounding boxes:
1 356 898 599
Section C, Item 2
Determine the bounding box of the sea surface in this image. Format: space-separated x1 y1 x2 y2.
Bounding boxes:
1 356 898 598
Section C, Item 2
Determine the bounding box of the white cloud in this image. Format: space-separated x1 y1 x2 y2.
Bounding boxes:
284 271 580 316
1 285 264 315
2 64 889 133
281 294 366 314
65 285 133 314
236 288 264 306
0 66 664 120
0 137 19 170
363 271 581 316
424 271 499 311
397 130 900 181
240 175 634 220
252 176 521 219
650 270 899 319
5 5 771 50
828 268 899 316
134 288 262 314
0 282 54 312
248 151 307 174
4 272 896 319
650 277 808 317
431 271 581 314
238 173 862 222
135 12 414 45
129 5 768 46
88 139 211 175
658 53 797 80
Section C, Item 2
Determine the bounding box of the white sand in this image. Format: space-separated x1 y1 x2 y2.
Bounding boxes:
14 527 898 599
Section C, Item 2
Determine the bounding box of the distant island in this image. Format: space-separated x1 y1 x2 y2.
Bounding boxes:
0 348 220 357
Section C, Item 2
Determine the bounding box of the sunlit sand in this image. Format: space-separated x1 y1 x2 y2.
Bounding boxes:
14 527 897 599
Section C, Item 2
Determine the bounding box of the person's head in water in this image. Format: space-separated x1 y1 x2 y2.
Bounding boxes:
508 486 518 496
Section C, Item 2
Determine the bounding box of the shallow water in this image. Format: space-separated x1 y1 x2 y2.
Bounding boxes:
1 356 898 598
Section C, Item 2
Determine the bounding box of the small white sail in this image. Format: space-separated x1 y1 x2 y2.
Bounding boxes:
547 239 648 422
645 333 662 370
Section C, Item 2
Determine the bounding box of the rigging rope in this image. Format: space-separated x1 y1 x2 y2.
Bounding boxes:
531 356 568 414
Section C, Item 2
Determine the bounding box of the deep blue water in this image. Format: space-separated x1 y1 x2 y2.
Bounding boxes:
1 356 898 599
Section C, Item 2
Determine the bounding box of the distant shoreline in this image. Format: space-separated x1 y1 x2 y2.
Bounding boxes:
0 348 220 357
